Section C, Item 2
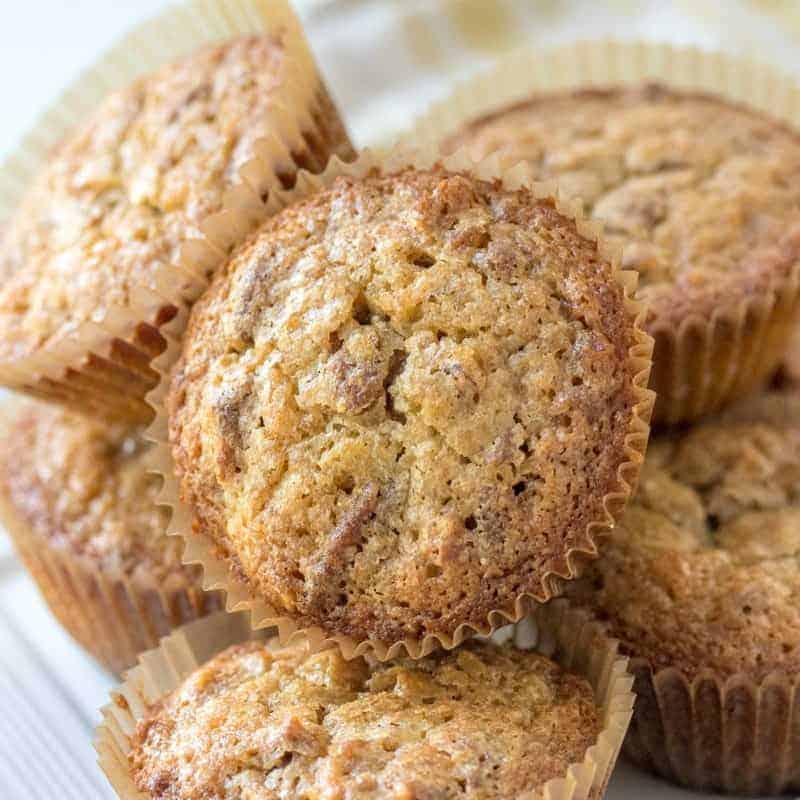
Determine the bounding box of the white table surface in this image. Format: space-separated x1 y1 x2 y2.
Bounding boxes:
1 1 799 798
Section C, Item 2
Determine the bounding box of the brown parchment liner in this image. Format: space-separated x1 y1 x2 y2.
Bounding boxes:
95 600 635 800
0 0 354 424
622 659 800 795
0 398 224 675
146 145 655 662
407 39 800 426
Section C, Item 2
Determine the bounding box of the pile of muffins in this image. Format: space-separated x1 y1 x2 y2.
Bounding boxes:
3 3 800 798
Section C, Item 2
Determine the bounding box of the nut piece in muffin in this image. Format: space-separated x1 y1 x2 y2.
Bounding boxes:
446 84 800 421
0 33 353 421
129 638 601 799
567 388 800 681
0 402 221 672
168 164 649 647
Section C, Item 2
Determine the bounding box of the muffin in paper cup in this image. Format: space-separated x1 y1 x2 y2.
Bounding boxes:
565 386 800 794
409 40 800 425
0 0 354 424
147 145 654 661
95 600 634 800
623 665 800 795
0 398 223 675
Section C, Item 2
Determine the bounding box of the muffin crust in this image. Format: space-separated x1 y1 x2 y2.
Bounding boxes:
447 84 800 329
2 402 197 588
168 165 643 643
129 639 601 799
0 35 352 361
568 390 800 681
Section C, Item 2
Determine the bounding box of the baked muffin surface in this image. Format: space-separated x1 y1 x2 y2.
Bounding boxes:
568 390 800 681
168 165 642 642
129 639 600 799
2 402 191 586
448 84 800 328
0 35 352 360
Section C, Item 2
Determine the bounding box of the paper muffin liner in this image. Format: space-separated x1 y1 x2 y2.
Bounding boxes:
0 400 224 675
0 0 354 424
146 145 655 662
408 39 800 426
95 599 634 800
623 659 800 795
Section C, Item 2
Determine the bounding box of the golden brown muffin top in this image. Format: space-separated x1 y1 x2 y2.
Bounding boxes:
1 402 196 587
447 84 800 329
129 639 600 800
0 34 350 361
568 390 800 681
168 165 643 644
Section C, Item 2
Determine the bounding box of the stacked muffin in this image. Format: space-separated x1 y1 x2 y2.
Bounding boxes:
0 403 224 674
120 605 631 800
163 161 651 651
445 83 800 426
4 11 800 799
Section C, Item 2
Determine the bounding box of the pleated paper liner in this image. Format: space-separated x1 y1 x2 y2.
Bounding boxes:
95 600 634 800
0 398 224 675
0 0 354 424
407 39 800 426
624 660 800 795
145 145 655 662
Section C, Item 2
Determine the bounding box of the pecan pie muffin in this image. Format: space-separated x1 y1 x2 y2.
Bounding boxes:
0 401 221 673
129 638 601 799
446 84 800 423
568 388 800 793
0 29 353 422
167 162 651 649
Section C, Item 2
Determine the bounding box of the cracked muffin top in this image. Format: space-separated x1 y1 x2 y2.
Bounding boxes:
1 401 199 589
128 638 601 800
167 164 646 644
446 84 800 330
0 34 352 361
567 389 800 681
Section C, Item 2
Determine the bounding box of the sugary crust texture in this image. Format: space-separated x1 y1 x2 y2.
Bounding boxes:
168 165 640 643
447 84 800 330
1 402 200 588
0 35 353 360
568 390 800 681
129 639 600 800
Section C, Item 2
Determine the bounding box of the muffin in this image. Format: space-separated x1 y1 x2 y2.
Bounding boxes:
443 82 800 424
97 604 634 800
567 388 800 794
165 158 653 655
0 24 354 423
0 401 222 674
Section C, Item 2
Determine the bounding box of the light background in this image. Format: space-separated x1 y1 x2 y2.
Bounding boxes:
2 1 800 798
